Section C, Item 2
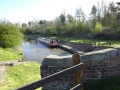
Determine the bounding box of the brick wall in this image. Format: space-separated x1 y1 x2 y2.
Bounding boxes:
41 47 120 89
83 57 120 81
41 65 74 90
81 47 120 81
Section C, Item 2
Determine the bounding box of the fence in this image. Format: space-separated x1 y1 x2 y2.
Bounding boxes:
17 53 83 90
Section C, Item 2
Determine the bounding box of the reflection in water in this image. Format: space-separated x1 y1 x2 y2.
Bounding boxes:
22 39 70 64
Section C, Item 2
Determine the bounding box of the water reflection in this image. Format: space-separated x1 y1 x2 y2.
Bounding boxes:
22 38 70 64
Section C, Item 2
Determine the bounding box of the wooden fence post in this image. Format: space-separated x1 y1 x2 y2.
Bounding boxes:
98 41 100 46
109 40 111 47
83 39 85 43
69 37 70 41
94 40 96 47
73 53 83 90
76 37 78 42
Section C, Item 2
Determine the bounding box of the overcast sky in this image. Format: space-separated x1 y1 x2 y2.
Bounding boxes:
0 0 119 23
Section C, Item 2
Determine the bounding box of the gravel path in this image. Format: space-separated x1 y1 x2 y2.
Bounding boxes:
0 66 7 85
0 60 31 85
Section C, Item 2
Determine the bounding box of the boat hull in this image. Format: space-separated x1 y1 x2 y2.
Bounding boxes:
37 37 58 48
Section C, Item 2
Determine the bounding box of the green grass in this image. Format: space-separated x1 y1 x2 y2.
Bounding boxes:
0 62 41 90
83 76 120 90
0 47 23 61
51 36 120 47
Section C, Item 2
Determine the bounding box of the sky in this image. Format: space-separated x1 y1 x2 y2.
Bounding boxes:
0 0 119 23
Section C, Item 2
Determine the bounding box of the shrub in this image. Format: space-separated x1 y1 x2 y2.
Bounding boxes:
94 22 103 34
116 27 120 33
0 21 23 48
46 26 57 35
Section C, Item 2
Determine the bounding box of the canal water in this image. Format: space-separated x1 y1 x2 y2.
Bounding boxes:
22 38 70 64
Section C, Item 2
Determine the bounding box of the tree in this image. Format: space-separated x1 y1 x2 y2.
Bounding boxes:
67 14 76 27
108 2 117 27
53 17 62 35
90 5 97 27
22 23 27 29
0 21 23 48
94 22 103 34
116 2 120 26
76 7 85 22
38 20 44 27
75 7 85 33
59 14 65 24
100 1 110 26
28 21 31 28
59 14 66 33
97 2 101 22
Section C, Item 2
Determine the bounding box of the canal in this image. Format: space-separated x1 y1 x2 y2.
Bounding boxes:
22 38 70 64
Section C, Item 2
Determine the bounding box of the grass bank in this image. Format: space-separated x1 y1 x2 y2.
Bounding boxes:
26 34 120 47
0 46 23 61
0 62 41 90
51 36 120 47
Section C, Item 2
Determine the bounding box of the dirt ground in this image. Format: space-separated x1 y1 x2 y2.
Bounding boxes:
0 66 7 85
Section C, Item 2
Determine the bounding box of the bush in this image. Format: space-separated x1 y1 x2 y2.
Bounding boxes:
94 22 103 34
0 21 23 48
116 27 120 33
46 26 57 35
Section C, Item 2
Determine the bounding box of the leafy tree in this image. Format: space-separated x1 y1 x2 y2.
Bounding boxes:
67 14 76 32
28 21 31 28
53 17 62 35
108 2 118 27
101 1 118 27
97 2 101 22
22 23 27 29
75 7 86 33
38 20 44 27
90 5 97 28
59 14 67 33
67 14 75 23
0 21 23 48
59 14 65 24
116 2 120 26
76 7 85 22
94 22 103 34
46 26 56 35
91 5 97 17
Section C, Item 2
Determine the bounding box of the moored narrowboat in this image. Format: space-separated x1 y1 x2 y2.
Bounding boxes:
37 37 59 47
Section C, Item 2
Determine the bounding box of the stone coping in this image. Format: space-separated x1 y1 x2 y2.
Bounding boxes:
42 47 120 66
42 54 72 67
81 48 117 62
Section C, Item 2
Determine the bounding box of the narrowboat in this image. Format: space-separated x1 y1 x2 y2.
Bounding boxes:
37 37 59 47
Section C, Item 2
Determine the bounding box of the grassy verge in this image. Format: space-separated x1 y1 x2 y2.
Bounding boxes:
0 46 23 61
0 62 41 90
83 76 120 90
51 36 120 47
